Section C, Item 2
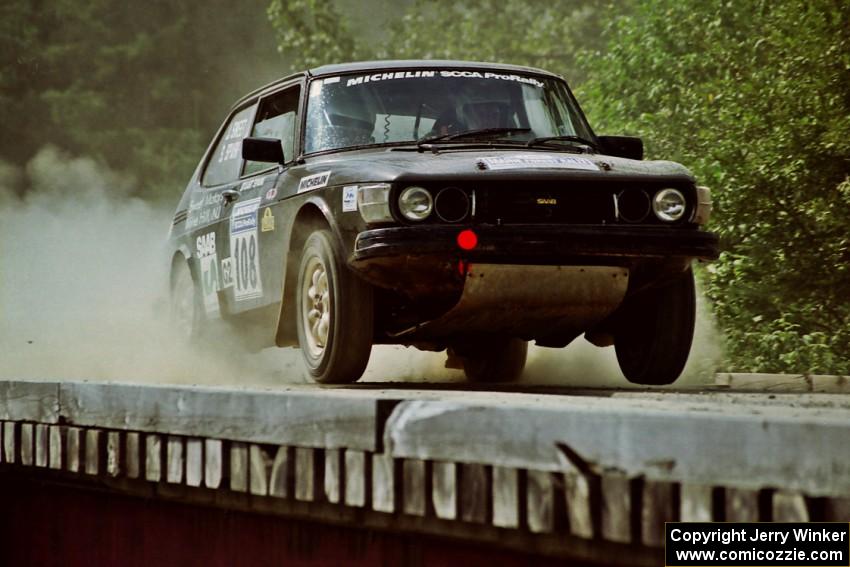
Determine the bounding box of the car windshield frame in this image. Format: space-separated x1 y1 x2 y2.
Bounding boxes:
300 67 598 158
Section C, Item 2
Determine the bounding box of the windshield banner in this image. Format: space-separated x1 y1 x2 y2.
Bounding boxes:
339 70 545 89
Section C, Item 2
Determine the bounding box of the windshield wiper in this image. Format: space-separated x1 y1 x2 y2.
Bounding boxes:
418 127 531 145
526 135 598 151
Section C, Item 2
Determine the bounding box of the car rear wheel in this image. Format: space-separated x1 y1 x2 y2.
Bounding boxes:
462 337 528 383
614 268 696 385
296 230 373 384
170 261 202 342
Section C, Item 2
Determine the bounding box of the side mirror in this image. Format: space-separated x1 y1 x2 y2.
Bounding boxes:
597 135 643 161
242 137 285 164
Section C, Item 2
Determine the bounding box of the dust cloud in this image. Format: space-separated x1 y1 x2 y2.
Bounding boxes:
0 147 722 389
522 289 722 388
0 147 455 387
0 147 296 387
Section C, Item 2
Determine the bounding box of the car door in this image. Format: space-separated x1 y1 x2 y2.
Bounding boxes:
222 82 303 315
190 102 257 319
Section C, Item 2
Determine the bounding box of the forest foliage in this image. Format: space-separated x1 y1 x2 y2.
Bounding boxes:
0 0 283 199
3 0 848 372
576 1 850 373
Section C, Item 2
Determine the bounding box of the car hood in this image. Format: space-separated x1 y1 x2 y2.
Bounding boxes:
300 146 695 186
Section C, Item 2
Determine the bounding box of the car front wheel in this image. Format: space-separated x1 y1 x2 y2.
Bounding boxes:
296 230 373 384
614 268 696 385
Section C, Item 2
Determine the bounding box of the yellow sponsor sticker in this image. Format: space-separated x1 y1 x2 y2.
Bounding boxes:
261 208 275 232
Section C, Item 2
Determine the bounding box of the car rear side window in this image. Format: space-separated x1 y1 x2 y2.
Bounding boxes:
202 105 256 187
244 86 301 176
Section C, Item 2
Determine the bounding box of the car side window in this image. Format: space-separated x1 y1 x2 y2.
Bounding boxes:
202 105 255 187
244 86 301 176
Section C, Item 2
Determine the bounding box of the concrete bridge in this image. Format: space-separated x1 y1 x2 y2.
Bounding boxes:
0 377 848 565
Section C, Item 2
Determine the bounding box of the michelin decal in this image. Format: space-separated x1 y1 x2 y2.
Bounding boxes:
298 171 331 193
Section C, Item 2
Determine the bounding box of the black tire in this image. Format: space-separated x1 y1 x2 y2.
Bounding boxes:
614 268 696 385
462 337 528 383
170 261 203 342
296 230 373 384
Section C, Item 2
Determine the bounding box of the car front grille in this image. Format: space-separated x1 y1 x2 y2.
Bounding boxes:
406 180 695 226
477 185 615 225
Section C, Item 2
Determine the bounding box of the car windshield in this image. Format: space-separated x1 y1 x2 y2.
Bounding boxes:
304 69 594 154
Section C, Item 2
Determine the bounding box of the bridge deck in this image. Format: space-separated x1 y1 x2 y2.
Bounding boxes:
0 378 848 565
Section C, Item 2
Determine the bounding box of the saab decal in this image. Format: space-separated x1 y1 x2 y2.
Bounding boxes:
195 232 220 315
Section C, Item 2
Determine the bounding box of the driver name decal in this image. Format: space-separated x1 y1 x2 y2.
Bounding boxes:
230 197 262 301
479 154 599 172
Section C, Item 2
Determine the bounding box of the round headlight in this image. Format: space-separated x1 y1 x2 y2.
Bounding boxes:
617 188 650 223
434 187 470 223
653 188 686 221
399 186 433 221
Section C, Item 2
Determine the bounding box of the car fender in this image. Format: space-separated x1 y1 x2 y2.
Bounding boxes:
169 244 194 288
274 193 347 347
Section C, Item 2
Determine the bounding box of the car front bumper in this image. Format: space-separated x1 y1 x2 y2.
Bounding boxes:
352 224 719 264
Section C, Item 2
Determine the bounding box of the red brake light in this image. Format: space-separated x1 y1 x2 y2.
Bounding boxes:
457 229 478 251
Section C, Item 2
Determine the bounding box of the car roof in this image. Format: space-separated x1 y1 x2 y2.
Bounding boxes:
233 59 563 110
309 59 561 78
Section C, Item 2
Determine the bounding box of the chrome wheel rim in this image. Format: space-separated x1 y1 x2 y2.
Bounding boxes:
301 255 331 357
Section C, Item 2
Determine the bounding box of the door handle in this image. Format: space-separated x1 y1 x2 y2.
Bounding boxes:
222 189 240 204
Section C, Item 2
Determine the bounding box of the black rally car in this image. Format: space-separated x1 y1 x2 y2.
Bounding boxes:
167 60 718 385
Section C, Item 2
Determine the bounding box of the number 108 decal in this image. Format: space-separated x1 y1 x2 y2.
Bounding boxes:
233 231 261 299
229 197 263 301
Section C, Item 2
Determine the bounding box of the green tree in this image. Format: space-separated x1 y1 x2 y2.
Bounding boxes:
268 0 359 71
1 0 284 201
268 0 615 84
578 0 850 372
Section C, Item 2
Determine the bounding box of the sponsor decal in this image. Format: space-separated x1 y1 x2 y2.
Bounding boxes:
261 208 275 232
479 154 599 172
338 70 544 89
298 171 331 193
239 176 266 192
195 232 220 315
264 187 278 201
345 70 436 87
189 191 223 211
220 257 234 289
186 190 223 229
229 197 262 301
342 186 358 212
